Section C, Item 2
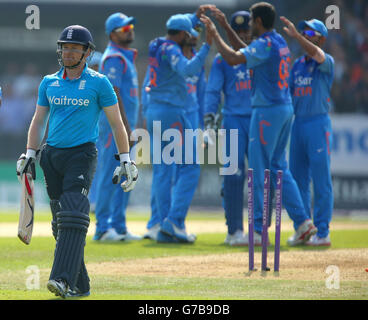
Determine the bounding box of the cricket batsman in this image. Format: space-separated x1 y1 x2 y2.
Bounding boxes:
16 25 138 298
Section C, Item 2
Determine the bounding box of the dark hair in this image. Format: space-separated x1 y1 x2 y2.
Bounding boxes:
167 29 182 36
250 2 276 29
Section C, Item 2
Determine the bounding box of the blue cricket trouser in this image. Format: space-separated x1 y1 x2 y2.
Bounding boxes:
248 104 309 233
146 104 200 230
289 114 333 238
221 114 251 235
94 113 132 234
147 109 201 229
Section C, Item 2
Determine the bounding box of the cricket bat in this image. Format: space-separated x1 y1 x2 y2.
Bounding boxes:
18 172 35 245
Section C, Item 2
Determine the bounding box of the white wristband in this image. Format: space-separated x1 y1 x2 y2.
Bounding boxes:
119 153 131 163
26 149 36 159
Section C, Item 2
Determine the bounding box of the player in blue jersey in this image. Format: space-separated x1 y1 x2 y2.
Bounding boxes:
183 14 207 131
92 12 142 242
144 13 208 241
145 8 213 243
281 17 334 246
204 10 253 246
16 25 138 298
201 2 317 246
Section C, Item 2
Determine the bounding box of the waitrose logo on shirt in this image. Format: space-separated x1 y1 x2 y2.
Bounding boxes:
48 96 90 106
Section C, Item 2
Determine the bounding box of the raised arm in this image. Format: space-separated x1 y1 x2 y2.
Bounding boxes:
200 15 246 66
280 16 325 64
210 7 247 50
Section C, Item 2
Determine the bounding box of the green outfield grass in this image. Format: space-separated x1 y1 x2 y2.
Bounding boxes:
1 210 368 300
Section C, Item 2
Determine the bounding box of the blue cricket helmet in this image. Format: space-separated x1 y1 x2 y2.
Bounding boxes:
57 25 95 49
230 11 251 31
57 25 96 69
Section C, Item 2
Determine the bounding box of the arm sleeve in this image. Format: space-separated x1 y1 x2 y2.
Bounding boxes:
204 56 225 114
239 39 271 69
98 76 118 108
168 43 210 78
318 53 334 75
36 77 50 107
101 56 126 88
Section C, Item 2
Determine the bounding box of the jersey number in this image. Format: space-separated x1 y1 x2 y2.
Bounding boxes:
149 67 157 87
277 57 291 90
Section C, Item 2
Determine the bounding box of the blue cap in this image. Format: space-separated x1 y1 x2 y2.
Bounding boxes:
230 11 250 31
298 19 328 37
166 14 198 37
185 13 204 29
105 12 136 35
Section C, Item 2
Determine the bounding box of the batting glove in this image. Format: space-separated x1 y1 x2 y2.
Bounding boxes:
16 149 37 181
112 153 138 192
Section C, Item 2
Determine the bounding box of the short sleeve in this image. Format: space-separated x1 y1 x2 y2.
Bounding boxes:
240 38 271 69
101 56 125 88
36 77 50 107
318 53 334 75
98 76 118 108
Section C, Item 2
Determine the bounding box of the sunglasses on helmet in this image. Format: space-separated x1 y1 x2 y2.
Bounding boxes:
114 24 134 33
302 30 321 37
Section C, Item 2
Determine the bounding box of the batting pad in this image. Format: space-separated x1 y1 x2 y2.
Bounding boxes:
49 192 90 290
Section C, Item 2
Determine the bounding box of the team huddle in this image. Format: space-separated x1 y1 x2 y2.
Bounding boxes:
15 2 334 298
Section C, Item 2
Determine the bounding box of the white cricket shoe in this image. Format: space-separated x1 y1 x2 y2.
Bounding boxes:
160 218 196 243
228 230 248 246
98 228 125 241
287 219 317 246
306 234 331 247
229 231 270 246
123 230 143 241
247 231 270 246
224 233 232 244
143 223 161 241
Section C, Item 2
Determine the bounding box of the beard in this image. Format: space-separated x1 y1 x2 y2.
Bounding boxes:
118 37 133 46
